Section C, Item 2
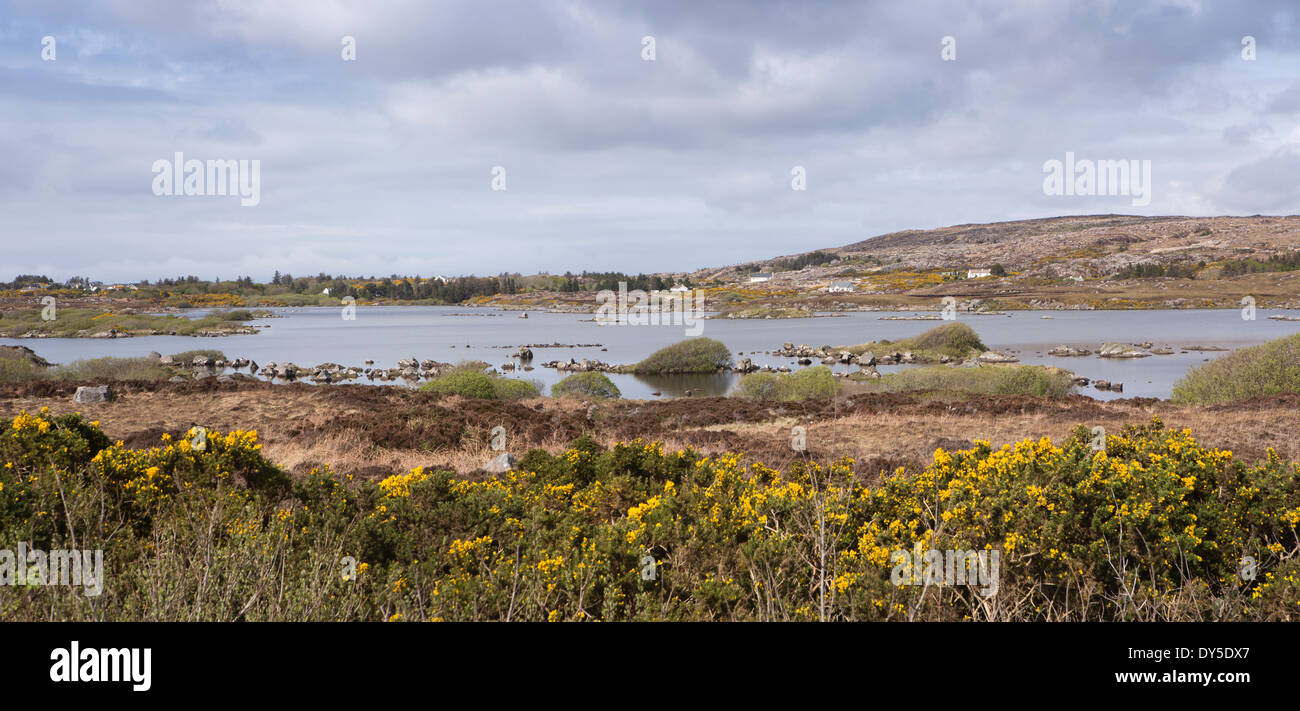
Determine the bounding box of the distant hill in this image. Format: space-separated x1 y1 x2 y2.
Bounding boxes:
697 214 1300 281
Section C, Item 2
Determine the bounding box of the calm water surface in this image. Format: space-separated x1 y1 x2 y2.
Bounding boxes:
6 307 1300 400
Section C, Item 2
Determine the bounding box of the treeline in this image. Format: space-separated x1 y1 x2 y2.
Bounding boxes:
8 269 692 304
769 250 838 272
571 272 682 292
1113 262 1203 279
1219 251 1300 277
1112 252 1300 280
2 274 53 288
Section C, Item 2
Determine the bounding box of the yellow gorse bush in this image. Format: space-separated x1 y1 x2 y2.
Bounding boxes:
2 412 1298 621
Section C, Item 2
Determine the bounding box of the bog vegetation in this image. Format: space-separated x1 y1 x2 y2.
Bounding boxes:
0 348 228 384
3 410 1297 621
856 364 1076 398
737 366 841 401
1172 333 1300 405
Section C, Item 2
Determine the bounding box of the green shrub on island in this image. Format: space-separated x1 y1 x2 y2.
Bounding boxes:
845 322 987 361
633 338 732 374
551 372 621 399
1172 333 1300 404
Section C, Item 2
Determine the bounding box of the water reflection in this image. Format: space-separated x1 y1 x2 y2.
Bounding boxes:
631 372 736 397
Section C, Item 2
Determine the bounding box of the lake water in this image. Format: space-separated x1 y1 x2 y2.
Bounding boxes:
6 307 1300 400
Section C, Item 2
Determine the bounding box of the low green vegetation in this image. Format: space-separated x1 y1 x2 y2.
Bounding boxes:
551 372 621 399
1172 333 1300 404
0 307 261 338
844 322 987 361
736 366 841 401
419 363 541 400
852 364 1075 398
0 348 230 384
633 338 732 374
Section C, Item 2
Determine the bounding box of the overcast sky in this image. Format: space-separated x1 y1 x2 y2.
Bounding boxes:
1 0 1298 283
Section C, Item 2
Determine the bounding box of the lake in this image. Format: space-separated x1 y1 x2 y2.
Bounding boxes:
6 307 1300 400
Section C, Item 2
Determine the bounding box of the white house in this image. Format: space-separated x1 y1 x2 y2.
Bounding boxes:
827 281 855 293
669 284 691 293
748 272 772 283
966 268 993 279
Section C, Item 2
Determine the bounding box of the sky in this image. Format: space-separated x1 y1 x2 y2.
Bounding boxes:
1 0 1298 283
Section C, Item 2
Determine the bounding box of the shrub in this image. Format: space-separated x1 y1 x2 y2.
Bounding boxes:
552 372 621 399
1172 333 1300 404
736 366 841 401
894 322 986 358
634 338 732 374
5 412 1298 621
419 364 541 400
844 322 987 361
420 370 498 399
494 378 542 401
856 364 1074 397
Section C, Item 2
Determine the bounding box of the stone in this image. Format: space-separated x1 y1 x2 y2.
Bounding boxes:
977 350 1019 363
73 385 114 403
484 452 518 474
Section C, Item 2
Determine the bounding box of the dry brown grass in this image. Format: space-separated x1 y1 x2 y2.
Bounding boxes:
6 382 1300 481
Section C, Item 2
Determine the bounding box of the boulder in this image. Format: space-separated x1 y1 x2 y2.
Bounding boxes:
977 350 1019 363
484 452 518 474
1097 343 1150 359
1047 345 1091 357
73 385 114 403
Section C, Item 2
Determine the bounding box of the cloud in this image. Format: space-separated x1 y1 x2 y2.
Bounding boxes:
1216 144 1300 212
0 0 1298 281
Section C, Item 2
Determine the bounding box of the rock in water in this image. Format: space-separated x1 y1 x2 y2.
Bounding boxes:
1097 343 1150 359
73 385 114 403
485 452 518 474
977 350 1019 363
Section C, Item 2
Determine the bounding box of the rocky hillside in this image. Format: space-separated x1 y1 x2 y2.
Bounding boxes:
702 214 1300 281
